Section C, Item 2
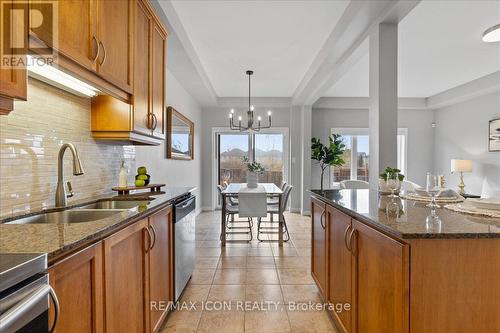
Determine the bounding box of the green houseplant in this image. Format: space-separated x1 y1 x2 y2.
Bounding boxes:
311 134 346 192
242 156 265 188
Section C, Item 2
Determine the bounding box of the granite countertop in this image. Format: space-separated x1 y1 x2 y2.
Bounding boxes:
0 187 196 263
309 189 500 239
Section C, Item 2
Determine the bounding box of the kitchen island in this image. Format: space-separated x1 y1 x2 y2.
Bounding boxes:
309 189 499 333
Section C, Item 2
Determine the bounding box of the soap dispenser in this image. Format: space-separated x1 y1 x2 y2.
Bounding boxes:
118 160 128 188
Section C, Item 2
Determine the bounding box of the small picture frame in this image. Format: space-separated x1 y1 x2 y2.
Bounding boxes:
489 118 500 152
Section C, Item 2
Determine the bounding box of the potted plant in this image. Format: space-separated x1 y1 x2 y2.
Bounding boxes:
242 156 265 188
379 167 405 196
311 134 346 192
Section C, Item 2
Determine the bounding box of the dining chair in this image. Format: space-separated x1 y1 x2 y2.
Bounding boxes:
216 185 252 241
257 184 293 242
267 182 287 206
340 180 370 189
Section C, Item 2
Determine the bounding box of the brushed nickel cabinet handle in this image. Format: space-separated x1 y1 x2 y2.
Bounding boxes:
320 210 326 229
91 35 99 63
149 225 156 249
344 225 351 252
48 286 60 333
151 113 158 131
99 40 107 65
348 228 357 255
145 227 152 252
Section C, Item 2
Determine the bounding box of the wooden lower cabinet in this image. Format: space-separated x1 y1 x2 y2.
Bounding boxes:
327 206 353 333
103 218 150 333
311 196 327 298
48 242 104 333
351 219 409 333
148 206 174 332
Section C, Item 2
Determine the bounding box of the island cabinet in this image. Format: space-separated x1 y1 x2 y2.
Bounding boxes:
315 202 409 333
326 206 353 333
311 196 328 298
48 242 104 333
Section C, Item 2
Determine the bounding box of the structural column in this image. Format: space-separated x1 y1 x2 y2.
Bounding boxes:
369 23 398 189
300 105 312 215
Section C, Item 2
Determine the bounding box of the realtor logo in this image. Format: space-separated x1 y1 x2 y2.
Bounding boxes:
1 0 58 68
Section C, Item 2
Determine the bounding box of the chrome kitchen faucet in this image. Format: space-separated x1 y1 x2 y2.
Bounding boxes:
55 143 84 207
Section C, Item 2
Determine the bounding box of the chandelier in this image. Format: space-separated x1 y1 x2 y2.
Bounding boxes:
229 70 272 131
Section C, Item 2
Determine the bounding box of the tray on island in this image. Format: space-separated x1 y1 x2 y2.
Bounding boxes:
112 183 165 195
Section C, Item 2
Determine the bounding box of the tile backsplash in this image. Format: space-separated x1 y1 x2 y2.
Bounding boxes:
0 79 136 216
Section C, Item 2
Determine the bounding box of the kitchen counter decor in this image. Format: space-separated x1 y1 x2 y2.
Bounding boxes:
400 192 464 204
445 200 500 218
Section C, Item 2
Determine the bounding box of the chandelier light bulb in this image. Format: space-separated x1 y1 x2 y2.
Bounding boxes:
229 113 233 118
257 116 262 121
267 110 272 116
250 105 255 111
238 116 242 121
230 109 235 114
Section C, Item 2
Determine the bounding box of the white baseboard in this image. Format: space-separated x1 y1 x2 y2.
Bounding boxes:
201 206 213 212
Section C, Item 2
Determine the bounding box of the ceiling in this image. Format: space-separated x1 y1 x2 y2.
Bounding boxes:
325 0 500 98
170 0 349 97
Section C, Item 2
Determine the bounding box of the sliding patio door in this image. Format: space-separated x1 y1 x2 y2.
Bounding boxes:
213 128 289 209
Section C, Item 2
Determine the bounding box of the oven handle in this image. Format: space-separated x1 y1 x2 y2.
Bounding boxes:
0 284 53 332
48 286 60 333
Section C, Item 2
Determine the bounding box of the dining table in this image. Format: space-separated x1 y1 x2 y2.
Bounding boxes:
220 183 284 247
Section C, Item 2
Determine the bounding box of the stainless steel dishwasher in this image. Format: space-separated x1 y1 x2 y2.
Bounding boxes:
173 195 196 301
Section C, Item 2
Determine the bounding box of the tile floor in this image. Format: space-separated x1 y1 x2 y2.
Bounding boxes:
161 211 338 333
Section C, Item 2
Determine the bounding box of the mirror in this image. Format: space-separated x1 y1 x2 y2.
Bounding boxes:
166 106 194 160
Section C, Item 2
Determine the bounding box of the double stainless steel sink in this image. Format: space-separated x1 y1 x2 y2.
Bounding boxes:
4 199 151 225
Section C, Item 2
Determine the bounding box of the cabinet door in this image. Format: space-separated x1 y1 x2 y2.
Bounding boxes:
104 219 149 333
48 242 104 333
30 0 98 72
352 220 409 333
97 0 133 93
151 23 166 138
148 205 173 332
311 196 327 299
327 206 353 333
0 0 27 110
133 0 152 136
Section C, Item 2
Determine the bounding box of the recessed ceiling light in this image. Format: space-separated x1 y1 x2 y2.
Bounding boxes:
482 24 500 43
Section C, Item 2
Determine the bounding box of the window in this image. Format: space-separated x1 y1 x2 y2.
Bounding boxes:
213 128 289 209
330 128 408 185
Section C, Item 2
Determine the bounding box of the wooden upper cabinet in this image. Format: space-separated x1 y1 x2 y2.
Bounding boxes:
132 0 167 138
151 23 166 138
133 0 152 136
48 242 104 333
97 0 133 93
30 0 98 72
103 219 149 333
327 206 353 333
351 219 409 333
0 0 28 115
148 205 174 332
311 196 327 299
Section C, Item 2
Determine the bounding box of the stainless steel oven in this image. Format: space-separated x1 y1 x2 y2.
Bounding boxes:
173 195 196 301
0 253 59 333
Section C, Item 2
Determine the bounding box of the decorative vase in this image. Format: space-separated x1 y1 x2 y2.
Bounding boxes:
378 179 401 195
247 171 258 188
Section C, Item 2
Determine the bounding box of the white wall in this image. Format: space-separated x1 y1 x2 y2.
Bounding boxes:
135 70 203 211
311 108 435 188
433 92 500 196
